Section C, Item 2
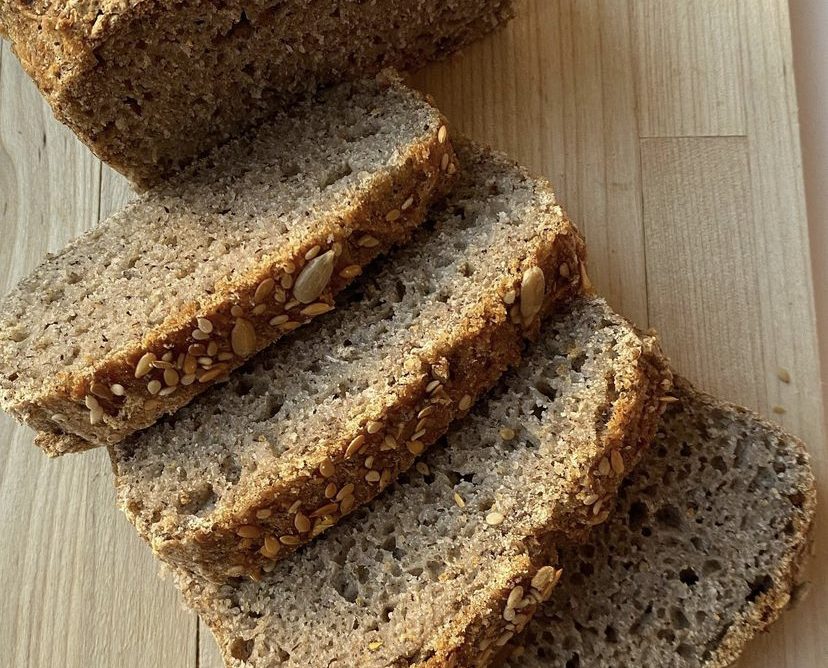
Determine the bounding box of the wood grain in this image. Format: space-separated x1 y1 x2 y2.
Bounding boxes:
0 42 197 668
1 0 824 666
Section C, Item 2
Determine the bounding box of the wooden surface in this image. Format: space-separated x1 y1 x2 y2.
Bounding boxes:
0 1 824 666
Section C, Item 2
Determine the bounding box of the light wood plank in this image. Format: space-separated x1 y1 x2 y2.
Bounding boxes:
412 0 649 326
200 626 225 668
632 0 747 137
641 136 766 409
0 43 197 668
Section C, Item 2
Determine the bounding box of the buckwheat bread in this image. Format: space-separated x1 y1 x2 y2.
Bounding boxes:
111 141 587 582
170 297 670 668
510 378 816 668
0 74 453 457
0 0 514 187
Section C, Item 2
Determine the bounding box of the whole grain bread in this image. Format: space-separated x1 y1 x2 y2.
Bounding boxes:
111 140 587 582
171 297 670 668
0 0 514 187
0 73 453 457
510 378 816 668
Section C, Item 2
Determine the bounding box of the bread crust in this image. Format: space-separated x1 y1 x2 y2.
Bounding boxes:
5 81 455 457
131 216 589 581
0 0 515 186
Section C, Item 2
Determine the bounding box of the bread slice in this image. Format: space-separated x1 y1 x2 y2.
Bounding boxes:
0 0 514 187
0 74 454 457
511 378 816 668
111 140 588 582
169 297 670 668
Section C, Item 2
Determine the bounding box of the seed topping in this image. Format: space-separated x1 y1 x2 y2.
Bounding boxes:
294 250 336 304
231 318 257 357
520 266 546 324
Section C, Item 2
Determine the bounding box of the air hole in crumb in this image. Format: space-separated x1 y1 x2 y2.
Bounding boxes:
569 351 587 372
319 162 353 189
657 628 675 643
677 643 695 659
679 567 699 587
670 607 690 629
703 559 721 575
534 379 557 401
281 161 301 178
655 504 683 530
565 654 580 668
229 638 253 661
604 625 618 644
746 574 773 603
711 455 727 473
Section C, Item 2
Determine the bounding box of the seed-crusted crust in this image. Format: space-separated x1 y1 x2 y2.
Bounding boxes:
410 326 673 668
140 219 589 581
0 0 515 186
9 82 455 458
173 298 673 666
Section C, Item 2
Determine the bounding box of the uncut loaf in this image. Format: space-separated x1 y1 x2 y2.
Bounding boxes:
111 140 587 582
0 0 514 187
511 379 816 668
171 297 670 668
0 74 454 457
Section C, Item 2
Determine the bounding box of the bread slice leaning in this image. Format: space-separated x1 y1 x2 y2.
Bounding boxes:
111 140 588 582
170 297 670 668
0 73 453 457
511 378 816 668
0 0 514 187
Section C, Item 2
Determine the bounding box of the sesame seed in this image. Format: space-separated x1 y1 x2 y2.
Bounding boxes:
197 317 214 334
304 245 321 261
415 417 430 433
368 640 383 651
284 299 300 311
610 450 625 475
197 356 214 367
217 352 234 361
366 420 383 434
283 261 296 274
273 287 287 303
345 435 366 458
441 153 450 171
158 386 176 397
336 483 355 502
198 365 228 383
294 513 311 533
425 380 442 393
459 395 473 411
386 209 401 222
339 495 356 514
311 503 339 518
230 305 244 318
447 162 457 176
583 494 600 506
507 586 524 610
89 408 103 425
381 434 397 451
364 455 375 469
279 535 301 546
358 235 380 248
270 314 290 326
110 383 126 397
486 512 505 526
324 483 337 499
251 304 267 316
237 525 262 538
163 368 180 387
188 344 206 356
402 196 414 211
660 396 679 404
281 273 293 289
592 498 604 516
380 469 392 487
279 321 302 332
454 493 465 508
255 508 272 520
147 380 162 395
135 352 156 378
207 341 218 357
411 428 427 441
181 374 196 386
499 427 516 441
190 328 208 341
231 318 257 357
152 360 174 369
777 368 791 383
417 406 435 419
301 302 334 317
503 608 516 622
288 500 302 514
559 263 571 278
496 631 514 647
366 471 381 483
161 351 174 362
438 125 448 144
84 394 100 410
503 290 516 305
415 462 430 476
90 382 110 398
339 264 363 280
407 440 425 456
319 458 335 478
773 405 787 415
597 457 611 476
261 535 280 558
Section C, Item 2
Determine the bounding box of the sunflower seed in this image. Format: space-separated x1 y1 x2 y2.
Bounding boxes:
231 318 257 356
520 266 545 323
293 250 336 304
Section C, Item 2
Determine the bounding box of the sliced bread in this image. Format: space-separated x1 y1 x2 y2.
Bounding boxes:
0 0 514 187
511 378 816 668
111 140 587 582
0 73 453 457
171 297 670 667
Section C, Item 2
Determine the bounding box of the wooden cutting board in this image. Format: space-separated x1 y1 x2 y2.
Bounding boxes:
0 1 824 666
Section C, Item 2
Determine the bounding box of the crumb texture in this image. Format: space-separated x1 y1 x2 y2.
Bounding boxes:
175 297 665 668
0 76 445 451
512 379 816 668
1 0 514 184
112 141 585 579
